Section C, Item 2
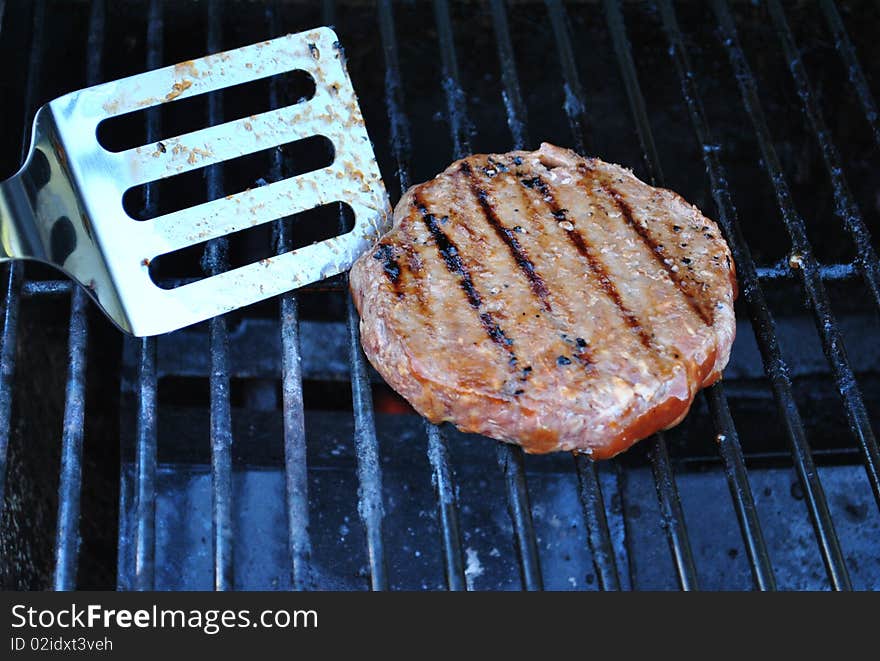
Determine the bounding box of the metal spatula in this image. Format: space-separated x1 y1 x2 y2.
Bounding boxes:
0 27 390 336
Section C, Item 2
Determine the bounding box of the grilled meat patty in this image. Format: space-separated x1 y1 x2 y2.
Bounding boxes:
350 143 737 457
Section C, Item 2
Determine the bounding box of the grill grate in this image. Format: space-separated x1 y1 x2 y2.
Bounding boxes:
377 0 469 591
605 0 773 590
132 0 162 593
819 0 880 149
659 0 851 588
269 3 312 592
50 0 98 591
1 0 880 591
545 0 702 589
431 0 547 590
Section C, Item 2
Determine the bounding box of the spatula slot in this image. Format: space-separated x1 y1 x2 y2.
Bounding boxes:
122 134 334 221
96 69 316 153
148 202 355 289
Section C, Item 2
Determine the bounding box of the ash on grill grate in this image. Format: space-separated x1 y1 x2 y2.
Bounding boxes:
2 0 880 591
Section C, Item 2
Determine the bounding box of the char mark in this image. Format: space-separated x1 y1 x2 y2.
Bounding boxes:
414 194 518 361
565 228 655 350
397 224 431 313
480 312 514 349
415 199 481 309
460 161 551 312
372 243 402 292
519 173 655 351
599 182 713 326
565 334 596 367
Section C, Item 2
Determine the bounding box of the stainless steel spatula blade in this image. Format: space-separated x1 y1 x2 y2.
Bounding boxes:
0 27 390 336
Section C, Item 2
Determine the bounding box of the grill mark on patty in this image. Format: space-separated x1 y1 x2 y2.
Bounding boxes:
586 172 714 326
459 161 552 312
397 221 430 314
456 157 598 369
372 243 403 296
564 225 656 351
518 172 656 352
486 161 597 369
413 193 519 366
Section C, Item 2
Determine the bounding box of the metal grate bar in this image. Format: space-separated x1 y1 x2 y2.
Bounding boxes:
52 0 103 591
0 262 23 508
433 0 472 157
756 262 857 282
17 262 859 301
765 0 880 509
705 386 776 590
487 0 526 150
425 422 466 590
344 293 388 590
649 434 698 589
573 455 620 590
0 0 43 513
377 0 465 591
768 0 880 309
134 337 157 590
21 280 76 298
488 0 530 149
713 0 880 515
23 281 74 297
546 0 697 591
433 0 543 590
602 0 774 591
276 146 312 592
495 444 543 590
819 0 880 148
327 0 388 594
52 290 90 590
132 0 162 591
375 0 464 591
268 2 312 592
377 0 412 193
544 0 588 153
205 0 234 591
336 1 390 584
658 0 851 590
601 0 663 185
491 0 618 590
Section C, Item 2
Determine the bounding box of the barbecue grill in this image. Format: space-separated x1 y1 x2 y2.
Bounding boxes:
1 0 879 591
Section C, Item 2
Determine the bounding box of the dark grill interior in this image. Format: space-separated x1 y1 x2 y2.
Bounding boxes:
1 0 879 590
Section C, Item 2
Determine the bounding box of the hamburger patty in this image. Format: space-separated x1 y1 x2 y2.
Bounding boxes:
349 143 737 457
